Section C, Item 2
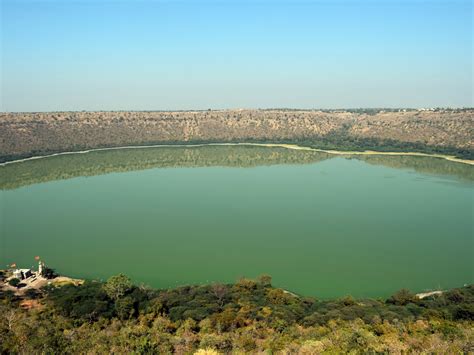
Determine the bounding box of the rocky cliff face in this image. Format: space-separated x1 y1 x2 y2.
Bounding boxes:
1 109 472 161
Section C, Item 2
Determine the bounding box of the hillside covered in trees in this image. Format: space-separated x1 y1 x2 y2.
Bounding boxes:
1 109 473 162
1 273 473 353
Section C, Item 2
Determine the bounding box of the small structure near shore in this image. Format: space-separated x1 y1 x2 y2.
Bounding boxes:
3 260 51 293
11 261 46 281
1 259 82 296
13 268 33 280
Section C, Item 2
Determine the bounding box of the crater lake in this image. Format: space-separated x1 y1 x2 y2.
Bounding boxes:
1 145 472 298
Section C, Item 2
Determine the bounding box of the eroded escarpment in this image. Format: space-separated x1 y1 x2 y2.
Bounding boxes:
1 109 473 162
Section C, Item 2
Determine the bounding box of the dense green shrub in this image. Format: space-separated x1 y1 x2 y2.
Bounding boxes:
8 278 20 287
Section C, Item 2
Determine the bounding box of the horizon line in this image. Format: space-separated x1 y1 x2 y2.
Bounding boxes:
2 106 473 114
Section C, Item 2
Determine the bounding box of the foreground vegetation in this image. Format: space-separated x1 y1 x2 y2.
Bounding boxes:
1 273 473 353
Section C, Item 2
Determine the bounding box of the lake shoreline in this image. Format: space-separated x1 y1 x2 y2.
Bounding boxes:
1 142 473 167
0 267 455 301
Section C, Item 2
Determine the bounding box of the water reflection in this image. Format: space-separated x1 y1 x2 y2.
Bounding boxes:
0 145 472 190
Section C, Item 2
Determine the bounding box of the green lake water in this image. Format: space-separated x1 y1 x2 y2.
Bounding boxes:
1 145 473 298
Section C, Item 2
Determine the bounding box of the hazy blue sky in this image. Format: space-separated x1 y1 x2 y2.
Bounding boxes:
1 0 472 111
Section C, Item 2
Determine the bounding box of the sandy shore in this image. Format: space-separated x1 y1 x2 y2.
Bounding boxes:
415 290 444 299
1 142 473 167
